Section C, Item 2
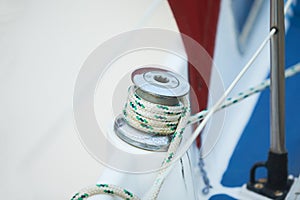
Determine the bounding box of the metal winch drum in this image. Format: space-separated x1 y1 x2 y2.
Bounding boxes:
114 67 190 151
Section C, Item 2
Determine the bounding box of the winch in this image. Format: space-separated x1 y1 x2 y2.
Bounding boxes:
114 66 190 151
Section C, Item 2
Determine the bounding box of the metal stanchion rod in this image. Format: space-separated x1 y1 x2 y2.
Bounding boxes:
247 1 291 197
270 0 286 154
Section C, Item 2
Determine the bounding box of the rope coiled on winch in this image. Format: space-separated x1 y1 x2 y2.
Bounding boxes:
123 86 185 135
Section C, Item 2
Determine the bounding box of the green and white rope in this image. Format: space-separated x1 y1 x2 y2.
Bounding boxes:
188 62 300 125
142 95 191 199
71 184 140 200
123 86 184 135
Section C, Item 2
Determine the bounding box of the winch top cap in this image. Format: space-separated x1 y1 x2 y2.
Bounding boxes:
131 67 190 98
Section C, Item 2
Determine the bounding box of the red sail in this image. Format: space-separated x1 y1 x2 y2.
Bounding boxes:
168 0 221 147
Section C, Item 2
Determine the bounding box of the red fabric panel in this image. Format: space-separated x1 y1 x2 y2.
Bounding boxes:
168 0 221 147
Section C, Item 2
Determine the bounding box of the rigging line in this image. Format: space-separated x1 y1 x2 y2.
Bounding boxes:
188 63 300 124
171 28 276 167
285 0 294 14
